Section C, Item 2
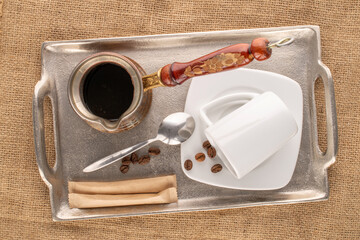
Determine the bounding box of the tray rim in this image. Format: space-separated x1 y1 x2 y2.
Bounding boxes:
40 25 319 44
33 25 338 221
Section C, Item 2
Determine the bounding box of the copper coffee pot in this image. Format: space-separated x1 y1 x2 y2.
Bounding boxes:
68 37 293 133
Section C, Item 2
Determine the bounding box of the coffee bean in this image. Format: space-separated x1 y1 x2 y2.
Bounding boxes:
122 156 131 166
148 147 161 156
211 164 222 173
130 152 139 164
195 153 205 162
202 140 211 149
207 146 216 158
120 164 129 173
184 159 193 171
139 155 150 165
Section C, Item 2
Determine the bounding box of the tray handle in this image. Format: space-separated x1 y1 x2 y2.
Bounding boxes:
312 61 338 168
33 74 56 186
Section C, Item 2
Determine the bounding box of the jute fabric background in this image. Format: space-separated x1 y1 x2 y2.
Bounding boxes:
0 0 359 239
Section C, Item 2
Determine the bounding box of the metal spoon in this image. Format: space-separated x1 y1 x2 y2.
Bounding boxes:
83 112 195 173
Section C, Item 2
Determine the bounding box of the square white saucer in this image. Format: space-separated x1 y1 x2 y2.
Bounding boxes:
181 68 303 190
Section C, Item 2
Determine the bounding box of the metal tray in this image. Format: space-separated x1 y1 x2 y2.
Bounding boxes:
33 25 338 221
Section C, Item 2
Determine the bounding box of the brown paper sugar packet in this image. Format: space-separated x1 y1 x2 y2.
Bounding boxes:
69 187 178 209
68 175 176 194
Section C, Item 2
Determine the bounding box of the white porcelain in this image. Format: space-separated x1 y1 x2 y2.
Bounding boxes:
181 68 303 190
200 92 298 179
200 92 258 125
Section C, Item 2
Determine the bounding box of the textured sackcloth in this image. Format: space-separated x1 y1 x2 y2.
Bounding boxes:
0 0 359 239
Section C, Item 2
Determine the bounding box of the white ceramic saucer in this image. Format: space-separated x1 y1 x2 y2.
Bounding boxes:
181 68 303 190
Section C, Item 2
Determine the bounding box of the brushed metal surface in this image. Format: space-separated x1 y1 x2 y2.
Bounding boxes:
33 25 338 221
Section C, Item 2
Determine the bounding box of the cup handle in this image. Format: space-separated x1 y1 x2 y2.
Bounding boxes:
199 92 258 127
199 106 214 128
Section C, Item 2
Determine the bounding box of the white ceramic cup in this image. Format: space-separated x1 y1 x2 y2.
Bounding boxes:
200 91 298 179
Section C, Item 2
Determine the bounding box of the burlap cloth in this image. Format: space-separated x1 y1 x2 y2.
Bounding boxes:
0 0 359 239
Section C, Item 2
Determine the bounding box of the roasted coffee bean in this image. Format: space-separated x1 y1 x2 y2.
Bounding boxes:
130 152 139 164
211 164 222 173
184 159 193 171
195 153 206 162
148 147 161 156
202 140 211 149
207 146 216 158
120 165 129 173
139 155 151 165
122 156 131 166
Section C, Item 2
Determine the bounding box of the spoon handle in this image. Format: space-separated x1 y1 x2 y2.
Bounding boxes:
83 138 158 173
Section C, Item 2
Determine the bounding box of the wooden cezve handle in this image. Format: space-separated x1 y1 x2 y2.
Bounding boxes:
161 38 272 86
142 37 293 90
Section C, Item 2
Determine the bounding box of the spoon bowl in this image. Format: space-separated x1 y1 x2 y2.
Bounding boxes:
157 112 196 145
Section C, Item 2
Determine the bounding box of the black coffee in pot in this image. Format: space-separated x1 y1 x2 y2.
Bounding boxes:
83 63 134 120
